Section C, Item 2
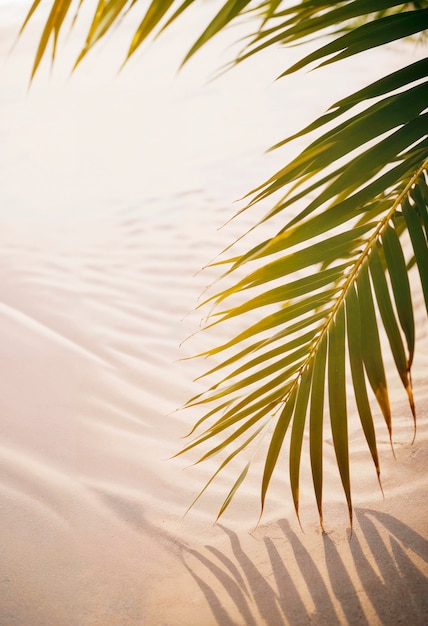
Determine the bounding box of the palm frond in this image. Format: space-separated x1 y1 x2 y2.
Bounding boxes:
182 161 427 524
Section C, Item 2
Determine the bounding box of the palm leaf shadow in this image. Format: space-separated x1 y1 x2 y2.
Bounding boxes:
178 512 428 626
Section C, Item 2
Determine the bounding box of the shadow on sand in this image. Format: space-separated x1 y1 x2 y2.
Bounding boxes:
179 509 428 626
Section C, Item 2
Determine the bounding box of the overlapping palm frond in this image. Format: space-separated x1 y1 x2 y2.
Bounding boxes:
21 0 428 527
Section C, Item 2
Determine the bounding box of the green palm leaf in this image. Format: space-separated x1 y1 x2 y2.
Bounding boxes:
309 334 327 527
345 284 381 488
289 363 313 522
20 0 428 528
328 304 352 525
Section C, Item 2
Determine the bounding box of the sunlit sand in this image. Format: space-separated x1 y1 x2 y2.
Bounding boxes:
0 3 427 624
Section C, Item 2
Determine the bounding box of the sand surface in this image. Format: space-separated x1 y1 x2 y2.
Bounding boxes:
0 3 427 625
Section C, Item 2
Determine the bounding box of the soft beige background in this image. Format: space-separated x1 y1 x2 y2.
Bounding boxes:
0 2 427 624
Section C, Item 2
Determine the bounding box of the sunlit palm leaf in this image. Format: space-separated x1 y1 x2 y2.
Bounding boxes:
280 9 428 74
73 0 132 69
403 192 428 311
261 386 297 513
289 363 313 522
328 304 352 524
24 0 74 79
369 245 415 422
309 334 327 527
382 226 415 357
345 284 381 487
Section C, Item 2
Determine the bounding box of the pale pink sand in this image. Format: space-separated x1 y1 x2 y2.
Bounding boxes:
0 3 427 625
